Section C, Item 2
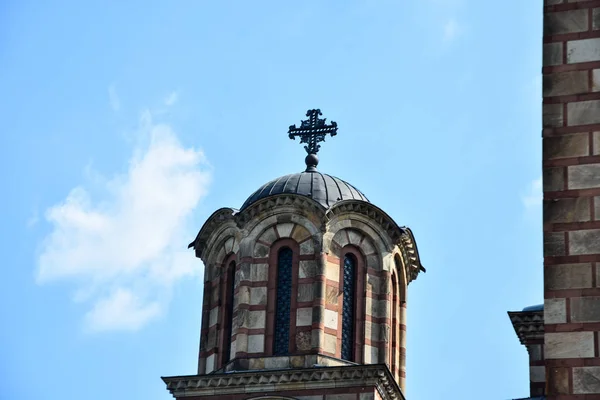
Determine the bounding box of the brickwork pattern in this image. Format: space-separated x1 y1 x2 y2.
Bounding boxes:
543 0 600 397
199 222 407 374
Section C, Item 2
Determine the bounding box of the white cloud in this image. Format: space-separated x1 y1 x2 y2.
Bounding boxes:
443 18 460 42
108 84 120 111
164 91 179 107
522 177 543 208
84 288 161 332
36 110 211 332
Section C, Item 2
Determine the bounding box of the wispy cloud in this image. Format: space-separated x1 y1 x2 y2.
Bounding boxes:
164 91 178 107
85 288 162 332
443 18 461 43
108 84 120 111
522 177 543 208
36 108 211 332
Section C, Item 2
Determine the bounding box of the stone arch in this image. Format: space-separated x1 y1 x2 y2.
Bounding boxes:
324 215 394 262
330 227 374 255
329 227 382 275
246 215 321 260
326 201 403 253
238 195 324 243
190 207 237 257
205 225 240 262
203 227 240 282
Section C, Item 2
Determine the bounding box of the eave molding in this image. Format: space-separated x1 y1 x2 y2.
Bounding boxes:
162 364 405 400
189 196 425 283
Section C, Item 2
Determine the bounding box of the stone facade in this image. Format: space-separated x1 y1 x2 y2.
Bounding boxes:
163 171 424 400
543 0 600 398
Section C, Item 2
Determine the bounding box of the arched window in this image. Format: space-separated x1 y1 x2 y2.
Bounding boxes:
341 253 357 361
221 260 236 365
274 247 293 355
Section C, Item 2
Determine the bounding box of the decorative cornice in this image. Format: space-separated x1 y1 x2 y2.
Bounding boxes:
399 227 425 283
162 364 405 400
508 310 544 345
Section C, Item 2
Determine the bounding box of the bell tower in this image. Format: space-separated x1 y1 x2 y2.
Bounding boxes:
162 110 425 400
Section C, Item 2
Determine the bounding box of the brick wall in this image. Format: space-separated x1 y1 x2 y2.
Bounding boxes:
543 0 600 396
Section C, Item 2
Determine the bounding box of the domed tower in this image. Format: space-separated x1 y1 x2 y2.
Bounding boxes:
163 110 425 400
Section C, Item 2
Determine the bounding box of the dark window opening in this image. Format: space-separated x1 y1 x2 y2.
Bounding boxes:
341 253 356 361
222 261 236 364
274 247 293 355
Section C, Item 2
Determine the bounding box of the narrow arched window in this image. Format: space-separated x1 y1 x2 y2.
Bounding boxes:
221 261 236 365
341 253 356 361
274 247 293 355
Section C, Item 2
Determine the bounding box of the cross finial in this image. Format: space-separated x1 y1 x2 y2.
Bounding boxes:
288 109 338 172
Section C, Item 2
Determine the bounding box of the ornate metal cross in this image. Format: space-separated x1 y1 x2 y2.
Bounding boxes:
288 109 338 155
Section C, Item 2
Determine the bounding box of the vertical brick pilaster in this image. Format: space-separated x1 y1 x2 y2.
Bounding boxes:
398 301 407 392
543 1 600 396
198 278 212 374
312 252 328 353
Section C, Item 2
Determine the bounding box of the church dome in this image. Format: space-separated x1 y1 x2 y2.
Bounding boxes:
240 171 370 211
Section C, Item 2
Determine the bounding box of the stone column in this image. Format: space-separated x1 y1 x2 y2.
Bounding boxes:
231 258 248 358
378 270 391 367
543 1 600 396
311 252 328 353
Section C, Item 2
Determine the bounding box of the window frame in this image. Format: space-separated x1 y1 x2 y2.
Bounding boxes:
265 238 300 356
218 254 237 368
337 245 366 363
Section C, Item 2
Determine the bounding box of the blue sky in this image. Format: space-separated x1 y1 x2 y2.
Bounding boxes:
1 1 543 399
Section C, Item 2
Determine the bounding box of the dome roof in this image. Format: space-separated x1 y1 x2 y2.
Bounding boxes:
240 171 370 211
